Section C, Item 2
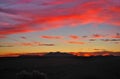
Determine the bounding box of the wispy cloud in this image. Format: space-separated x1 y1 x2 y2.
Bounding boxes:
0 41 55 47
40 35 63 39
20 42 55 46
67 41 85 45
0 0 119 35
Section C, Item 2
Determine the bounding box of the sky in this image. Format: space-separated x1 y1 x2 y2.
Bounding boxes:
0 0 120 55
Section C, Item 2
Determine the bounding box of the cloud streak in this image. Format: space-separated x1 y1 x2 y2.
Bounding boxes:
0 41 55 47
40 35 63 39
67 41 85 45
0 0 120 35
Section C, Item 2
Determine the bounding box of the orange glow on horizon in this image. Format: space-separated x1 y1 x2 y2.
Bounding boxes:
70 52 118 57
83 53 91 57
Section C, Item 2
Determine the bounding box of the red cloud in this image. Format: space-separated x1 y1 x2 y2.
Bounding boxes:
110 6 120 12
0 0 120 35
92 34 104 38
40 35 63 39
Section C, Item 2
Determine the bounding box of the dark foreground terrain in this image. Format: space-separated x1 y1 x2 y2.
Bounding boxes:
0 56 120 79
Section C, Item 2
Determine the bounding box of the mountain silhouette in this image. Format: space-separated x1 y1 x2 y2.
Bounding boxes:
44 52 74 57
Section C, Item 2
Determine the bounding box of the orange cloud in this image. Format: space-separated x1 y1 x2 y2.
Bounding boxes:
69 35 80 40
21 42 33 46
67 41 85 44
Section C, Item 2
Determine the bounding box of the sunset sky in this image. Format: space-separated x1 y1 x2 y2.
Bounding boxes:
0 0 120 55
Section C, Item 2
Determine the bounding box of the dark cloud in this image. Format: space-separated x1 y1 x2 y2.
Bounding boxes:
21 36 27 39
39 44 55 46
89 39 96 41
0 45 13 47
0 7 17 14
101 39 120 41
